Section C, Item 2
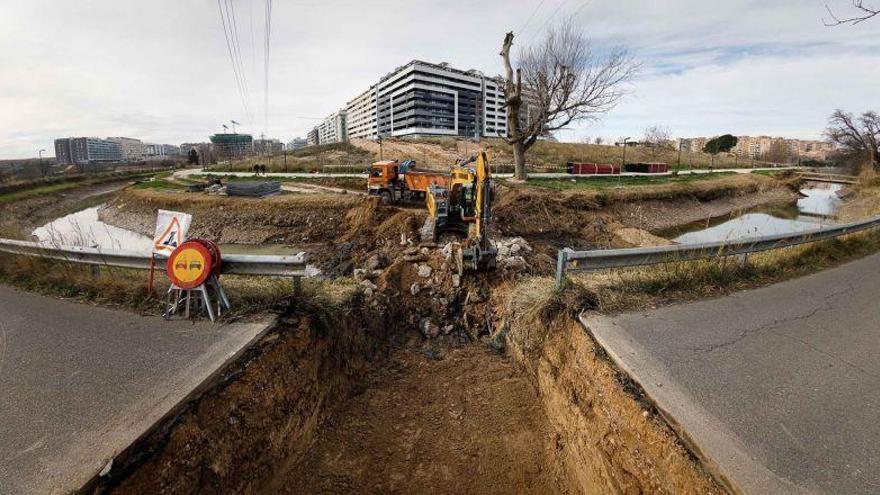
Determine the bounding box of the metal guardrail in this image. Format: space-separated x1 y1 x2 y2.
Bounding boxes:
555 215 880 288
0 239 308 277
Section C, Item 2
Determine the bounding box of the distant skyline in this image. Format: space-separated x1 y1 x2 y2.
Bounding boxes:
1 0 878 159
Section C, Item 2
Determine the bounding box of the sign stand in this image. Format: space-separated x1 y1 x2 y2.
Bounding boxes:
163 274 229 322
162 239 229 322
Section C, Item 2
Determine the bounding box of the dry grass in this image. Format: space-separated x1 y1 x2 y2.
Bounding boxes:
127 187 366 210
0 253 360 318
482 139 779 170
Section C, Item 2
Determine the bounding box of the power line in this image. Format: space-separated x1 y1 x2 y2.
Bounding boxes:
216 0 251 123
225 0 253 122
263 0 273 135
527 0 569 45
517 0 547 37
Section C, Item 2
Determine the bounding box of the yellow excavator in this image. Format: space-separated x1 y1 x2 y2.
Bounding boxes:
425 151 497 272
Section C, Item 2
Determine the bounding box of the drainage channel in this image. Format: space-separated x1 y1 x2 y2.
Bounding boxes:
664 182 844 244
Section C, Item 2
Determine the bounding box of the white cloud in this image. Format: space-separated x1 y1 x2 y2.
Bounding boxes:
1 0 879 158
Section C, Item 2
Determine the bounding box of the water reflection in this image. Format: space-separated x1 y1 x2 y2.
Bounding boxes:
32 206 153 251
671 182 843 244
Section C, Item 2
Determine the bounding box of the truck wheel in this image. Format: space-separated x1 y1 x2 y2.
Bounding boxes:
379 191 393 205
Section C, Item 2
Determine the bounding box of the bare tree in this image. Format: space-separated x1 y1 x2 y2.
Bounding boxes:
643 125 673 159
825 1 880 25
500 20 638 179
825 109 880 167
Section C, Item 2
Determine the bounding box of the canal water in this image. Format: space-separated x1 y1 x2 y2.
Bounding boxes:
32 205 301 257
668 182 844 244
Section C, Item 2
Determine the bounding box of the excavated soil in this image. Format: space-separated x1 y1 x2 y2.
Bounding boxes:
271 344 574 494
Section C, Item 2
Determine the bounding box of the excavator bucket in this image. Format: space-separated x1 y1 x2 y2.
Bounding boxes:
461 243 497 272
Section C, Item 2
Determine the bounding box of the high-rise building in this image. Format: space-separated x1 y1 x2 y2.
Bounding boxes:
209 133 254 158
312 110 347 145
343 60 531 141
107 137 145 161
54 137 122 165
144 143 181 160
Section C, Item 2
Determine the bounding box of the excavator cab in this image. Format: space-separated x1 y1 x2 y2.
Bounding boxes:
425 152 497 272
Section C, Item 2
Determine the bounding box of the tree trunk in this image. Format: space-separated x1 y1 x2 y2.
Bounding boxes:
513 141 527 180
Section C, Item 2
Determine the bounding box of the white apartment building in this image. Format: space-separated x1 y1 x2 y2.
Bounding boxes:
107 137 145 161
316 110 347 144
344 60 520 140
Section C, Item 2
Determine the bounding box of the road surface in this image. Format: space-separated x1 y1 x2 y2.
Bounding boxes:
0 285 271 494
585 253 880 494
174 166 802 181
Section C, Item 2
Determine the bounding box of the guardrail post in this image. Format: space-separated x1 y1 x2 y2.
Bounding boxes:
555 249 570 290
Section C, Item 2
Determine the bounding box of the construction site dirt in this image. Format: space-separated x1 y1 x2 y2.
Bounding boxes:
64 174 805 494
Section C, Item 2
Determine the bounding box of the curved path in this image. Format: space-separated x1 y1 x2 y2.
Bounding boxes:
584 253 880 494
0 285 271 494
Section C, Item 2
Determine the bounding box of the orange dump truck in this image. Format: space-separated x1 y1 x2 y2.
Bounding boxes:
367 160 449 204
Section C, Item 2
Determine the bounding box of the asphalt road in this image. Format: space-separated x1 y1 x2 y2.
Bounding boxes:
0 285 270 494
585 253 880 494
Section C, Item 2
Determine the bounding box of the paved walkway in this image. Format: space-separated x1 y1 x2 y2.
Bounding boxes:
0 285 271 494
174 166 801 181
584 253 880 494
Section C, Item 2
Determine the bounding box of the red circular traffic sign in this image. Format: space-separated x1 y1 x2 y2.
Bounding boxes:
166 241 214 290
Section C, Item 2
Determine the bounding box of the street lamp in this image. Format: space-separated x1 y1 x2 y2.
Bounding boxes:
618 137 631 188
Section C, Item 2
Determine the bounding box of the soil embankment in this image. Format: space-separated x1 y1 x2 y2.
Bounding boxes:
501 283 727 494
0 179 134 238
495 174 799 257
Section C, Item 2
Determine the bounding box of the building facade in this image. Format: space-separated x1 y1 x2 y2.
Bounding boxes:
144 143 180 160
313 110 347 145
287 137 309 150
107 137 145 161
306 128 320 146
210 133 254 158
54 137 122 165
343 60 528 141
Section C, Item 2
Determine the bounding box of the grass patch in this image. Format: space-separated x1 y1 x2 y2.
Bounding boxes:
514 172 738 191
0 171 162 204
555 229 880 315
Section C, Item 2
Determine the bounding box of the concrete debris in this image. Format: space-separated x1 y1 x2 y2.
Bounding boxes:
502 256 528 272
417 264 432 278
404 253 427 263
452 274 461 288
404 247 420 256
400 233 408 246
353 268 367 280
442 324 454 335
365 253 386 271
419 318 440 339
360 279 377 290
410 283 421 296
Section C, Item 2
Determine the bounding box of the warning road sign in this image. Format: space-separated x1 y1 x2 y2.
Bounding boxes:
166 241 212 290
153 210 192 255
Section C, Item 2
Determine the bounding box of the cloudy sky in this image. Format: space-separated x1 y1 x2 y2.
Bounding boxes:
1 0 878 159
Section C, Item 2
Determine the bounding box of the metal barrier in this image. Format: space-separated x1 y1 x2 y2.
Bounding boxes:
555 215 880 288
0 239 308 277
